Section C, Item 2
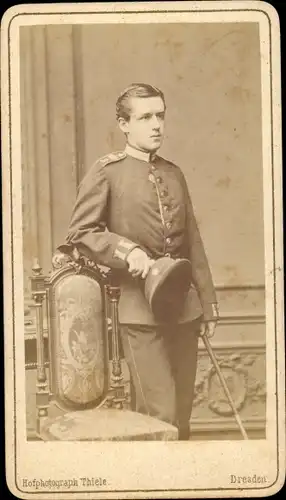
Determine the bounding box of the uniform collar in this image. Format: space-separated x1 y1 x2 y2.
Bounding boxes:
125 144 157 163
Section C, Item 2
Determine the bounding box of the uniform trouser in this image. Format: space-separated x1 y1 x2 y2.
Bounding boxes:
120 317 202 439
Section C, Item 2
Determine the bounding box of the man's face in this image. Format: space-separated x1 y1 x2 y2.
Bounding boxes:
119 96 165 153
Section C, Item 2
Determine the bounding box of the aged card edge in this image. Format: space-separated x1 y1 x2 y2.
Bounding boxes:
1 1 285 499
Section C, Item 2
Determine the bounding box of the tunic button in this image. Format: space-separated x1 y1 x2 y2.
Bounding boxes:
161 189 167 197
166 221 172 229
166 237 171 245
156 176 162 183
148 173 156 183
163 205 169 212
150 165 156 171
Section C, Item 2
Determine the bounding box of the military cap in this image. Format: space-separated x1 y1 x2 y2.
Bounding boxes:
144 257 193 322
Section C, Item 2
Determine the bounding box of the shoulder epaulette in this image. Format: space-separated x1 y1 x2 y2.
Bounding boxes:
97 151 126 167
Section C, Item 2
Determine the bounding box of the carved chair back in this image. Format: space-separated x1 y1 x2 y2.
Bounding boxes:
30 255 126 435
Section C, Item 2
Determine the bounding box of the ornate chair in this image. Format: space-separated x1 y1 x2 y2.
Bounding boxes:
30 253 178 441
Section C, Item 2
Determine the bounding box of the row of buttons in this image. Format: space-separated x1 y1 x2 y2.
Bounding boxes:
149 165 170 212
149 162 173 257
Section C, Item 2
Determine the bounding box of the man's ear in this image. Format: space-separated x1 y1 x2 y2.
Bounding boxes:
118 117 129 134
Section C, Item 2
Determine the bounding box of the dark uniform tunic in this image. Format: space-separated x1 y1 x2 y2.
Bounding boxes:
59 145 218 436
59 146 217 324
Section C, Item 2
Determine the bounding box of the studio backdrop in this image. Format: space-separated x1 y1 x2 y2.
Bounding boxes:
20 22 266 439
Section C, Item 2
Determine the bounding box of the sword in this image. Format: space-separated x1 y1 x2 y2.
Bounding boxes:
201 333 249 440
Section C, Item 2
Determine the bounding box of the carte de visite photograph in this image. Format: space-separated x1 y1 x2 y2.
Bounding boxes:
21 12 267 445
2 1 285 499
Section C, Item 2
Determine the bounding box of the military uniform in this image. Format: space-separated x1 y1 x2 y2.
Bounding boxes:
59 144 218 438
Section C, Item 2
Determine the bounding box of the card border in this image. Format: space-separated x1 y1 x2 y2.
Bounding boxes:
3 2 282 496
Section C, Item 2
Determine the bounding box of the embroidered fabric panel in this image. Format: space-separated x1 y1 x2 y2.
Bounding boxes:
53 275 106 405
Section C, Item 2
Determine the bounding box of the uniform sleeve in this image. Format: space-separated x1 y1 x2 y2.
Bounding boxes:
57 162 138 269
179 170 219 321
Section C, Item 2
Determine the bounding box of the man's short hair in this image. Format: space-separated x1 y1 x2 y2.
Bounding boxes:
116 83 166 121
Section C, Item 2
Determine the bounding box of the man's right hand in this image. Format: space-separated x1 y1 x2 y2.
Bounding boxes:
126 248 154 279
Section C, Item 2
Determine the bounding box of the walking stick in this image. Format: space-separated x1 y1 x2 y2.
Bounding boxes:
202 334 249 440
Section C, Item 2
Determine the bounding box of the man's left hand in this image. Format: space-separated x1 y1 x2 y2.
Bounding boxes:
199 320 217 338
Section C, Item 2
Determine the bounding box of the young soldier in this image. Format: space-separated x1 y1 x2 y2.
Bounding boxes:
55 83 219 440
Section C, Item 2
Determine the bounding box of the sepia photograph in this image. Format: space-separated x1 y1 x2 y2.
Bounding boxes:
2 1 285 498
